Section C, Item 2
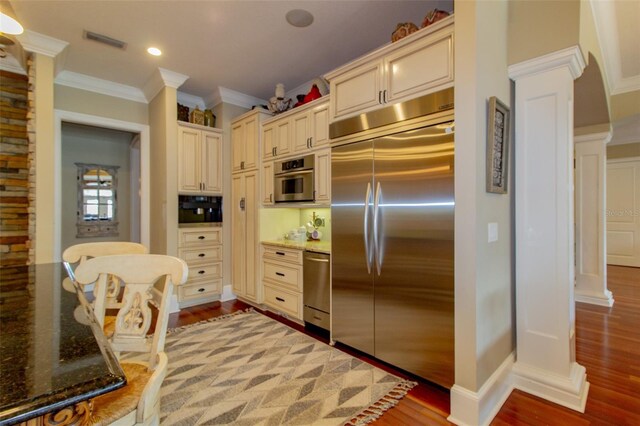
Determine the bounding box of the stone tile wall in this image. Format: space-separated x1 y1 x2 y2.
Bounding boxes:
0 68 30 266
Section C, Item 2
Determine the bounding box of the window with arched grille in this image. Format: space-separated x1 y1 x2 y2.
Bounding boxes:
76 163 119 237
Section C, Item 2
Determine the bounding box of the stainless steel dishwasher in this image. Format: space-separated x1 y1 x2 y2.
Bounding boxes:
303 251 330 331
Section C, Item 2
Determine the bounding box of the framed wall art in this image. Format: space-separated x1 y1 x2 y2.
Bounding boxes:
486 96 511 194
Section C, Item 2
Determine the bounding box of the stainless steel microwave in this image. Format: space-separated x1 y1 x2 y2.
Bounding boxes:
274 154 314 203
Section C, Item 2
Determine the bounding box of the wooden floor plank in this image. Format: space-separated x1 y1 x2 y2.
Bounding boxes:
168 265 640 424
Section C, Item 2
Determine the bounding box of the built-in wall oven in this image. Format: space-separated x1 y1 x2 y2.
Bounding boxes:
274 154 314 203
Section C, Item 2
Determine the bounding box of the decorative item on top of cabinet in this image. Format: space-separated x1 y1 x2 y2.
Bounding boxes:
421 9 450 28
177 227 222 308
391 22 418 42
177 122 222 194
325 14 453 124
232 109 272 173
177 103 189 122
190 106 205 125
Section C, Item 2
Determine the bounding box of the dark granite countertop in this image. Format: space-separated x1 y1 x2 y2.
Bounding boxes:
0 263 125 425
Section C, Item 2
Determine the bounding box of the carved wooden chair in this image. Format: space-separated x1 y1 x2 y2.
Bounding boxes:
73 254 188 426
62 242 149 327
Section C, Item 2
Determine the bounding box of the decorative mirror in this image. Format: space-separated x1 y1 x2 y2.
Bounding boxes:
76 163 119 237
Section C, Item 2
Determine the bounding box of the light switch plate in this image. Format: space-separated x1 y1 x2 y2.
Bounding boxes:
488 222 498 243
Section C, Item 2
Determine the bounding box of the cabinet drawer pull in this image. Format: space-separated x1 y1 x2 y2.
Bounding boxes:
198 236 205 240
198 253 205 257
198 288 205 293
275 272 285 277
275 251 285 256
276 297 285 302
198 270 206 274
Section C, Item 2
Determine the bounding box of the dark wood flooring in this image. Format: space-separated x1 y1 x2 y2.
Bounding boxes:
168 265 640 425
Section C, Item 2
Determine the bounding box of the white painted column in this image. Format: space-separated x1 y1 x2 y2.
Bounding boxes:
575 132 614 306
508 46 590 412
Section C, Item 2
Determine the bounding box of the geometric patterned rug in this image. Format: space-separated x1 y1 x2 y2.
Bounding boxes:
155 310 416 425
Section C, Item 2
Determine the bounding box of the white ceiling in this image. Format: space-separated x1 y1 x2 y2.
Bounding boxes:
9 0 453 103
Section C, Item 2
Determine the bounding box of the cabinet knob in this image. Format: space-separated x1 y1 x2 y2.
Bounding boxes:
198 270 205 274
275 272 285 277
309 137 313 148
198 236 205 240
276 251 285 256
198 253 205 257
270 193 273 203
198 288 205 292
276 297 285 302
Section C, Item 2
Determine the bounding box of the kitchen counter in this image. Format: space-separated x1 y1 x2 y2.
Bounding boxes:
262 239 331 254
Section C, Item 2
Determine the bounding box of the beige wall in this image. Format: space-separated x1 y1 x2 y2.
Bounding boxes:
148 90 168 254
60 123 134 251
611 91 640 122
34 53 56 263
508 0 580 65
455 0 514 391
607 142 640 159
54 85 148 124
212 102 249 289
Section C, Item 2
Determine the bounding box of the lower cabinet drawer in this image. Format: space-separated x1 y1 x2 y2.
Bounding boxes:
263 284 302 319
179 246 222 263
179 279 221 300
187 262 222 281
263 261 302 291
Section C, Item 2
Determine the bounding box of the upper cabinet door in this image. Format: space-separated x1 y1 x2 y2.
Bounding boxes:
231 122 245 173
309 102 329 149
262 123 276 160
292 113 310 153
243 116 259 171
275 119 291 158
178 126 201 193
384 28 454 104
330 61 383 122
201 130 222 194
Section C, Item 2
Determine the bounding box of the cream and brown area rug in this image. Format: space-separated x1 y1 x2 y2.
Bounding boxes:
156 310 416 425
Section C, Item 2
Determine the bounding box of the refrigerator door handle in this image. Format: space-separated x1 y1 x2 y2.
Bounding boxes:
373 181 382 276
363 182 372 274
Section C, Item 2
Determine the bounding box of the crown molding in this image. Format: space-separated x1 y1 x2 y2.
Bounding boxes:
177 91 205 110
609 113 640 145
16 30 68 57
214 86 266 109
55 70 147 103
143 67 189 101
611 75 640 95
508 45 586 81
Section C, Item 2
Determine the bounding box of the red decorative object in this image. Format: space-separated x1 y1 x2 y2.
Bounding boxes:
421 9 450 28
303 84 322 104
391 22 418 43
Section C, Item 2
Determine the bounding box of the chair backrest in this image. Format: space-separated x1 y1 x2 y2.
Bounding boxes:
74 254 188 368
62 242 149 318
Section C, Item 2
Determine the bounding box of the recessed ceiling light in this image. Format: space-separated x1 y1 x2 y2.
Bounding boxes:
147 47 162 56
286 9 314 28
0 12 24 35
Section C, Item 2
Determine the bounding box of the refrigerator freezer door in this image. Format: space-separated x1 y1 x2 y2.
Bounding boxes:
373 124 455 388
331 141 375 355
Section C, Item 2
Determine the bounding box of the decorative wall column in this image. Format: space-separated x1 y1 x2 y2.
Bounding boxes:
575 131 614 306
508 46 590 412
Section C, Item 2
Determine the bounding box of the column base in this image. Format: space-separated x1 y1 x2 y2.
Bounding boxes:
448 353 514 426
575 288 614 307
512 361 590 412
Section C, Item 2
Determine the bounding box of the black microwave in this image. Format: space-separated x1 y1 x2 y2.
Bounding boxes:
178 195 222 224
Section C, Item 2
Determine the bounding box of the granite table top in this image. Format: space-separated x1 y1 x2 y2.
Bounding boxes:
0 263 125 425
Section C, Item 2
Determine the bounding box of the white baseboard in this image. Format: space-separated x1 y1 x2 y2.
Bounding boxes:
575 289 614 307
220 284 236 302
512 361 589 412
448 352 515 426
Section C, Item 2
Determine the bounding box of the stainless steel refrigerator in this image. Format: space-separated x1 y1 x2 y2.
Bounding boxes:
331 95 454 388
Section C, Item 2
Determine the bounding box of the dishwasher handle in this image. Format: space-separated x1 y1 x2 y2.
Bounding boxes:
305 257 329 263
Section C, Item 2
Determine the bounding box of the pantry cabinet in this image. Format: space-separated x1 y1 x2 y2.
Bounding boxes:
325 16 454 122
177 122 222 194
232 110 271 173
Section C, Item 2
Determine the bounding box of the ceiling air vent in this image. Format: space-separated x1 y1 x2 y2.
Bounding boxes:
83 30 127 50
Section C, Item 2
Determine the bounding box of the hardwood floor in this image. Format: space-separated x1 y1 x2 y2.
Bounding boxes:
168 265 640 425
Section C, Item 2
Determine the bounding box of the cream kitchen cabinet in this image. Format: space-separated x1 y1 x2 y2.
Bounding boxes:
314 148 331 205
177 226 223 308
262 118 291 160
261 244 304 321
232 110 271 173
261 161 274 205
177 122 222 194
325 17 453 123
291 99 329 153
231 170 260 302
